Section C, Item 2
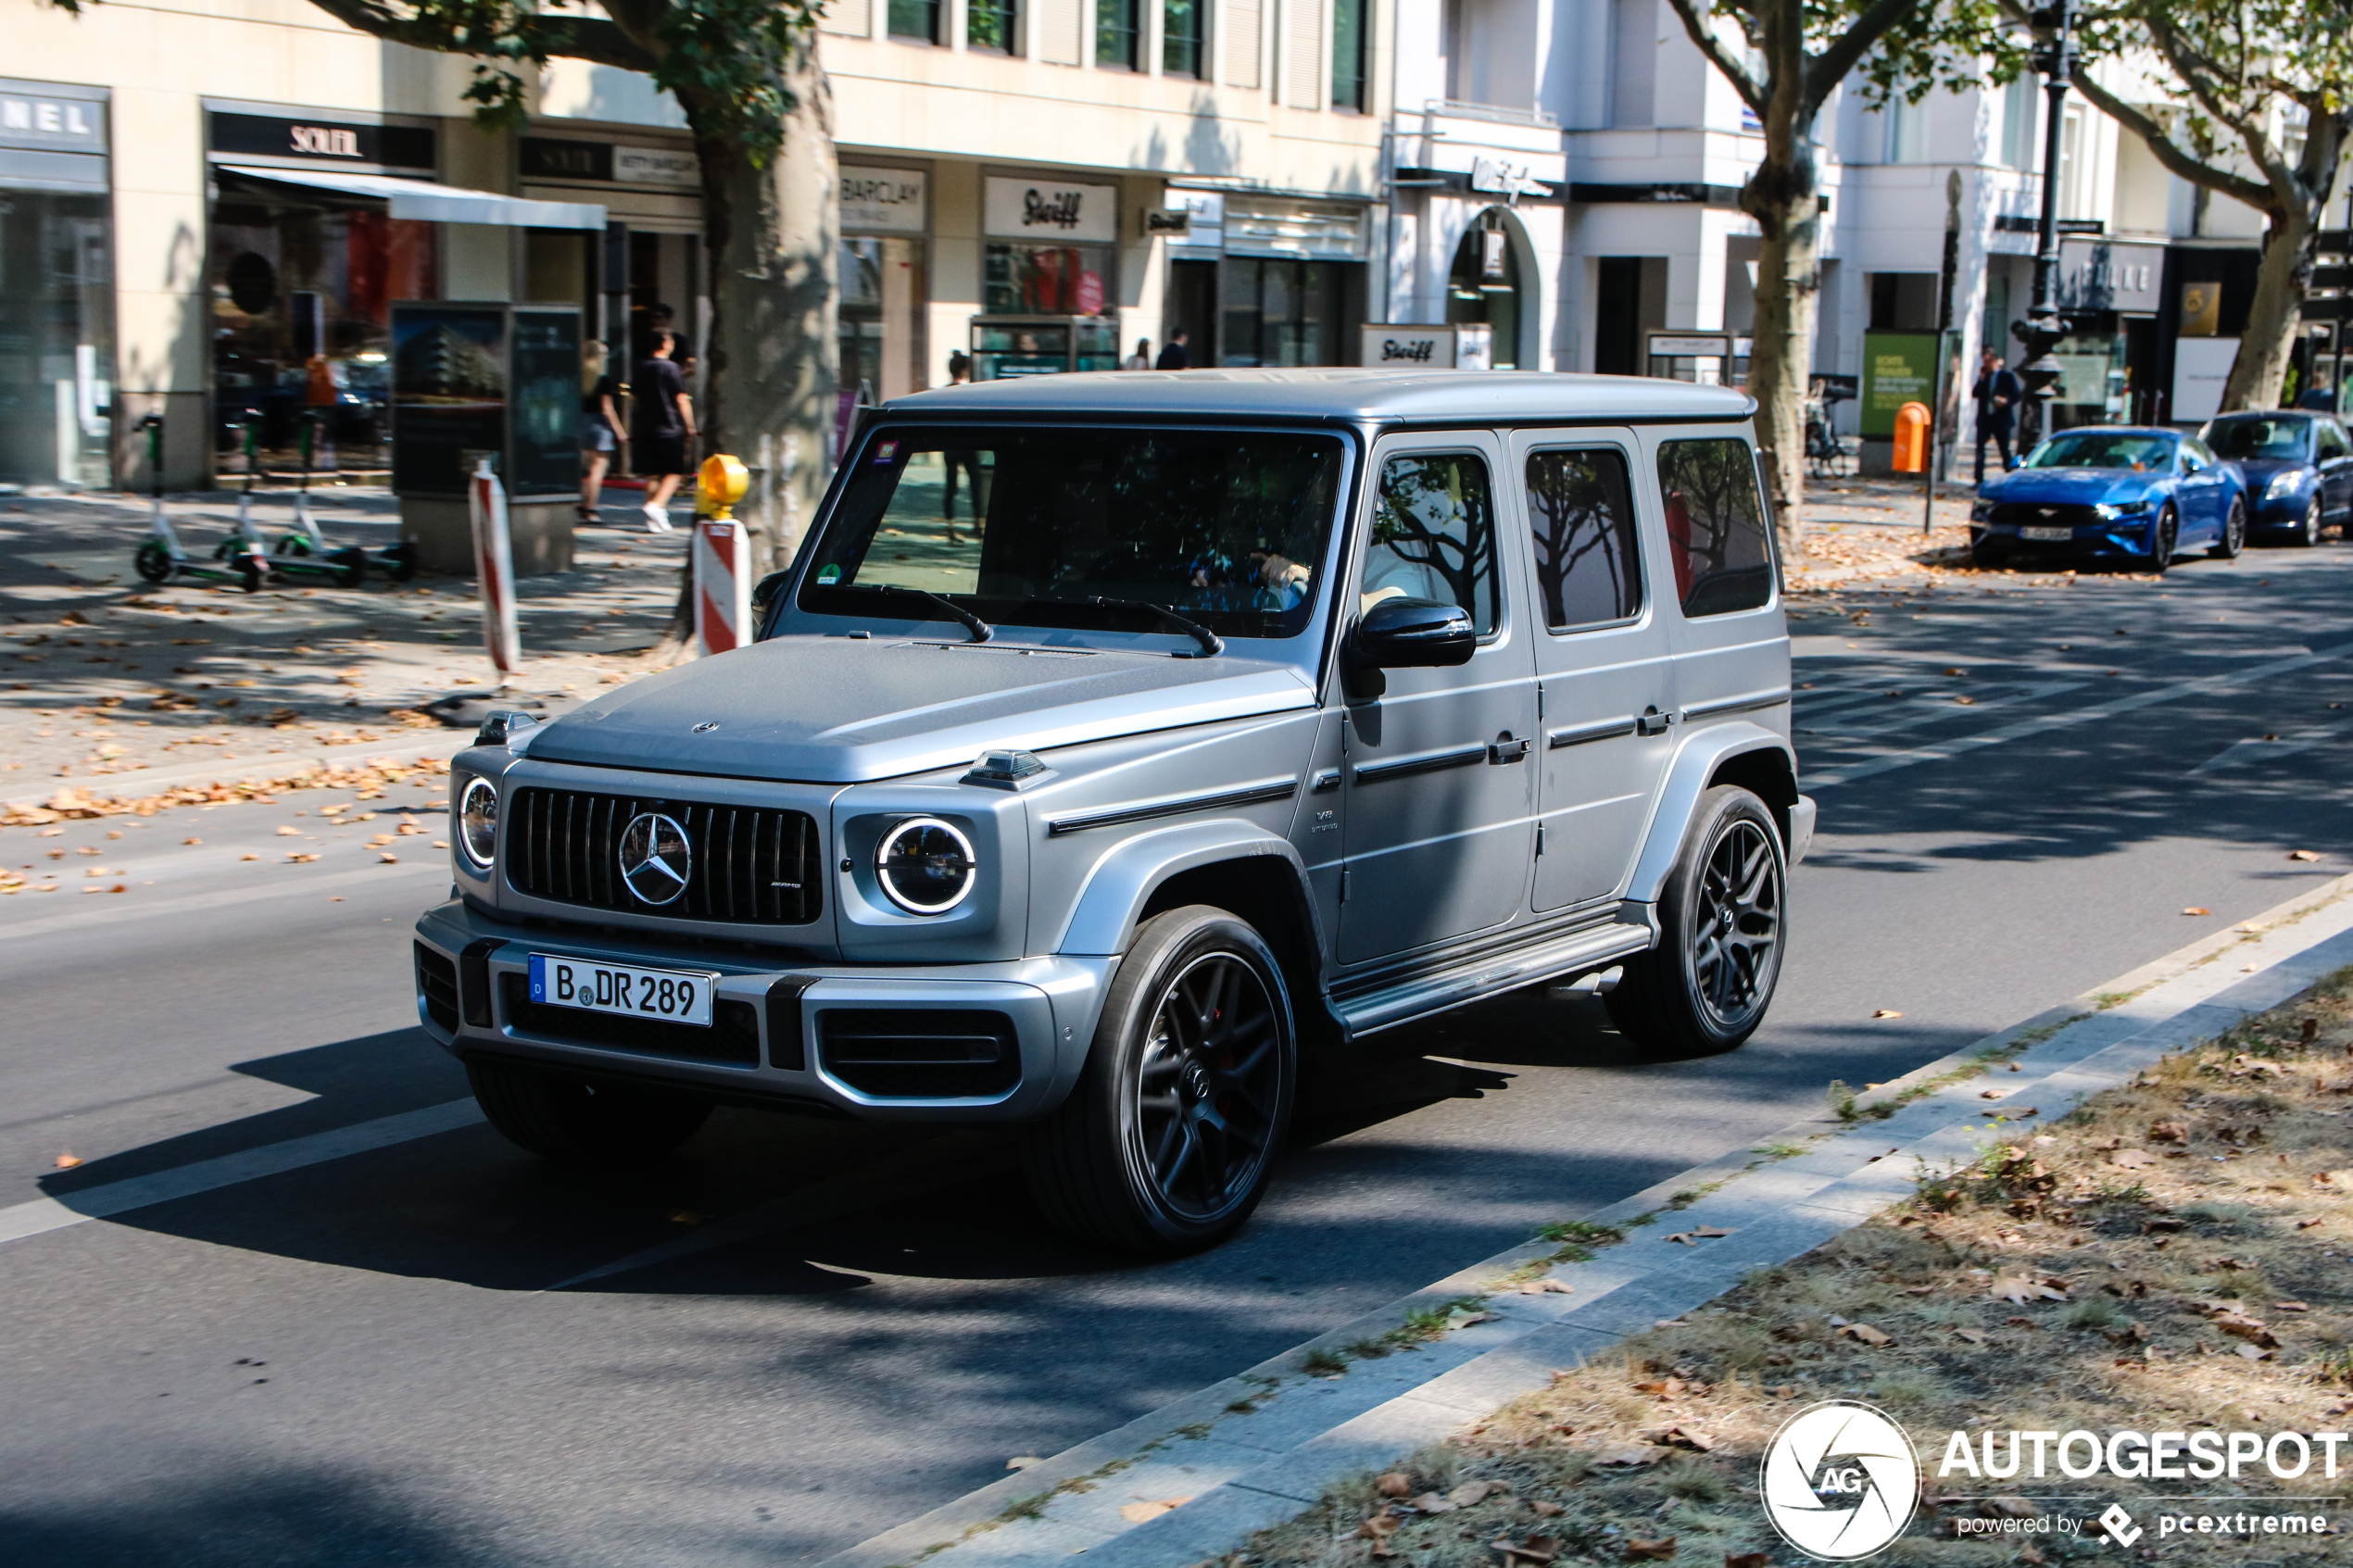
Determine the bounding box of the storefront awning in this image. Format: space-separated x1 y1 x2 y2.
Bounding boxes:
214 164 607 230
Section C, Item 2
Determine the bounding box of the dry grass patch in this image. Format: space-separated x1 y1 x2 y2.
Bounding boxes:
1231 972 2353 1568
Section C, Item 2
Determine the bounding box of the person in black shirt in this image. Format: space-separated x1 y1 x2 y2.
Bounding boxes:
1154 330 1191 370
1973 348 2023 482
578 340 626 522
631 331 696 533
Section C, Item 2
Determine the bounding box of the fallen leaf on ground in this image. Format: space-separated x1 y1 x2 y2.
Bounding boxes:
1872 1009 1903 1019
2183 907 2210 917
53 1152 80 1169
286 852 320 863
378 852 398 863
2276 1301 2310 1312
2290 849 2322 861
1840 1323 1894 1347
2148 1121 2190 1143
1991 1274 2068 1304
1592 1444 1658 1467
275 824 299 835
241 852 259 861
1411 1492 1455 1512
1448 1480 1500 1507
1530 1500 1566 1516
1953 1328 1987 1344
182 836 200 846
1726 1555 1771 1568
1660 1424 1716 1450
1625 1537 1677 1561
1518 1278 1574 1294
1493 1536 1560 1563
1376 1472 1412 1498
1004 1456 1042 1471
1689 1225 1734 1237
1116 1496 1190 1523
2235 1342 2274 1361
2109 1148 2158 1170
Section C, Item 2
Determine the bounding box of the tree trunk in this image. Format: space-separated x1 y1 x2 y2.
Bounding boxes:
2221 209 2313 413
648 32 839 661
1741 111 1819 567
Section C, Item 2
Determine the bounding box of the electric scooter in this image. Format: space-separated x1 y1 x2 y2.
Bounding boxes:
264 411 372 587
131 410 264 592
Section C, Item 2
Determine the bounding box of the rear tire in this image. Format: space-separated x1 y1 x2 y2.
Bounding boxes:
134 539 173 583
1605 785 1786 1055
466 1058 712 1165
1024 906 1296 1255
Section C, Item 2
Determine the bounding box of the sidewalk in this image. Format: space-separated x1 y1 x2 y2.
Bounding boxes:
820 871 2353 1568
0 488 693 813
1788 473 1975 591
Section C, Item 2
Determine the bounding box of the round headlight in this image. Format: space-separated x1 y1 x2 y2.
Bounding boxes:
875 816 976 915
459 776 499 870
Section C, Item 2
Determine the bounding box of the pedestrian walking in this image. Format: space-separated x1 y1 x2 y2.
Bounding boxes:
631 330 696 533
1124 338 1151 370
578 340 626 522
1154 330 1191 370
1973 348 2022 482
941 352 985 544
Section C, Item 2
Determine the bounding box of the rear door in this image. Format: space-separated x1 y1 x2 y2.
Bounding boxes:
2320 420 2353 522
1338 434 1538 964
1650 426 1792 770
1506 429 1679 912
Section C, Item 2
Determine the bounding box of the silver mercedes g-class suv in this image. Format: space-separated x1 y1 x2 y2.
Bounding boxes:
412 370 1814 1254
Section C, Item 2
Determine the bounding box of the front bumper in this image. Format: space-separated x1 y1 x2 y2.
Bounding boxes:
1970 518 2162 560
412 900 1115 1122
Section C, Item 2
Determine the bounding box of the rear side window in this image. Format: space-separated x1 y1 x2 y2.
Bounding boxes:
1657 439 1773 617
1364 452 1501 635
1526 447 1642 631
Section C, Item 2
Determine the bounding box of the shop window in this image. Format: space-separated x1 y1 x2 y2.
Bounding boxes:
1098 0 1139 68
1656 438 1773 618
1445 213 1519 369
210 194 436 481
1526 447 1642 631
1164 0 1204 76
0 190 114 488
1365 452 1499 637
969 0 1018 52
1331 0 1369 110
1220 258 1356 367
840 235 927 402
889 0 942 43
985 243 1113 316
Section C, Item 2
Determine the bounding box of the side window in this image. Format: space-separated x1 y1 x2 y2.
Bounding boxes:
2324 422 2351 459
1364 452 1500 635
1656 438 1774 617
2181 441 2212 473
1526 446 1642 632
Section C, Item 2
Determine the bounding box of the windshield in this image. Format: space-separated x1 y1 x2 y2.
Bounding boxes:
2021 432 2176 471
798 426 1344 641
2204 418 2311 460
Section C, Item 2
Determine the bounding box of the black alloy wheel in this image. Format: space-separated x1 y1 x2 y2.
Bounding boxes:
1605 785 1786 1054
1025 905 1296 1254
2149 505 2179 572
2209 497 2246 559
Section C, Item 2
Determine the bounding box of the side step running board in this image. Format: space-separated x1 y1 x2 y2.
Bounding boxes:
1335 919 1655 1038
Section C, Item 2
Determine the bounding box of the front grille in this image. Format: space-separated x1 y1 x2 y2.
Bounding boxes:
507 786 823 925
817 1010 1021 1099
499 973 761 1064
415 943 459 1032
1989 501 2100 527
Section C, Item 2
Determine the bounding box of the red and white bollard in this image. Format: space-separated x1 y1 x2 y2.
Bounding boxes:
693 453 754 657
469 457 520 678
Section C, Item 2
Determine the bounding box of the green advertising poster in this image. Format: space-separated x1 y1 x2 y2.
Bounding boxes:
1860 332 1940 439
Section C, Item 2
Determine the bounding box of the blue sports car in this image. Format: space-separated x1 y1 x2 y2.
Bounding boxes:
2200 409 2353 546
1969 426 2249 571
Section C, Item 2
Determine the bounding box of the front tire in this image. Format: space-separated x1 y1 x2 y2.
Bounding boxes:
1024 906 1296 1255
2293 497 2322 547
2208 497 2246 559
466 1058 712 1165
1605 786 1787 1054
2148 505 2178 572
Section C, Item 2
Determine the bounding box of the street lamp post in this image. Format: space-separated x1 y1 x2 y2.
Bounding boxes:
2013 0 2079 448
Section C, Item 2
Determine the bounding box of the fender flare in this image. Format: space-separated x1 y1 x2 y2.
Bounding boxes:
1622 721 1797 905
1053 819 1320 958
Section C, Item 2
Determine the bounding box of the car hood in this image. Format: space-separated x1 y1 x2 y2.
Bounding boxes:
1980 468 2166 505
2232 456 2307 484
523 635 1319 784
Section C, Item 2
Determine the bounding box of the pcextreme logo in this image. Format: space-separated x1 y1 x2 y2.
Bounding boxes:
1760 1401 1920 1561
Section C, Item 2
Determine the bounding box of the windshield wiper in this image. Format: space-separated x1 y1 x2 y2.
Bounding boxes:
1086 596 1225 658
835 583 991 643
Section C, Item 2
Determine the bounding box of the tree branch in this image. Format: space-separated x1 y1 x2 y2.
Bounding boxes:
301 0 659 71
1660 0 1767 116
2070 65 2274 213
1806 0 1927 116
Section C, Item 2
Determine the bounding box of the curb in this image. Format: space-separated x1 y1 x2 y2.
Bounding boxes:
821 870 2353 1568
4 733 469 815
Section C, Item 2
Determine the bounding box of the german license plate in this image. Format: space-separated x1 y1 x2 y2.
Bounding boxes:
527 953 717 1026
2020 526 2074 542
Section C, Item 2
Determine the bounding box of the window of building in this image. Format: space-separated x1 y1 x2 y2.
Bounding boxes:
1365 452 1499 636
2001 74 2038 169
984 243 1114 316
0 189 114 488
889 0 941 43
969 0 1018 50
1526 447 1642 631
1098 0 1139 67
2058 104 2092 219
1332 0 1369 110
1445 214 1519 369
1220 258 1353 367
1657 439 1773 617
1164 0 1205 76
1881 90 1927 164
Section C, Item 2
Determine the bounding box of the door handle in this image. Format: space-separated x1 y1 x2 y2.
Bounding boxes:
1636 706 1678 737
1490 734 1530 764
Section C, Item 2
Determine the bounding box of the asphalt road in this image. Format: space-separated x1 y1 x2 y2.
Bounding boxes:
4 539 2350 1565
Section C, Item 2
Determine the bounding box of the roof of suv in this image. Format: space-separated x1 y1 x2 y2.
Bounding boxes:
885 368 1758 423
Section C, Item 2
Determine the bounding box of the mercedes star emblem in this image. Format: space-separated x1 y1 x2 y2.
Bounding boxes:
619 811 693 906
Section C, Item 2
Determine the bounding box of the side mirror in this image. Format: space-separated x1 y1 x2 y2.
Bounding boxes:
1346 596 1474 699
749 571 789 639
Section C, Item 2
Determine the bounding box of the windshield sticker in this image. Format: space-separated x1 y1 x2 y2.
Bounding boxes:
817 563 843 583
874 441 899 464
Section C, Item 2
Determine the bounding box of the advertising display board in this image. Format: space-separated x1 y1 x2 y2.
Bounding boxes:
390 302 579 496
1861 332 1941 439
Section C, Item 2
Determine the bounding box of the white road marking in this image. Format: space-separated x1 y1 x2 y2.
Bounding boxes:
2186 717 2353 776
1800 680 2087 741
0 859 447 940
1806 640 2353 790
0 1099 484 1248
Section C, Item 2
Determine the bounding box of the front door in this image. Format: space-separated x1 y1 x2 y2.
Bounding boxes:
2177 439 2227 540
1340 436 1538 964
1509 433 1679 912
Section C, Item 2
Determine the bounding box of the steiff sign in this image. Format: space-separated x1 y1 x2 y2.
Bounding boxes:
1360 325 1492 371
984 176 1117 243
